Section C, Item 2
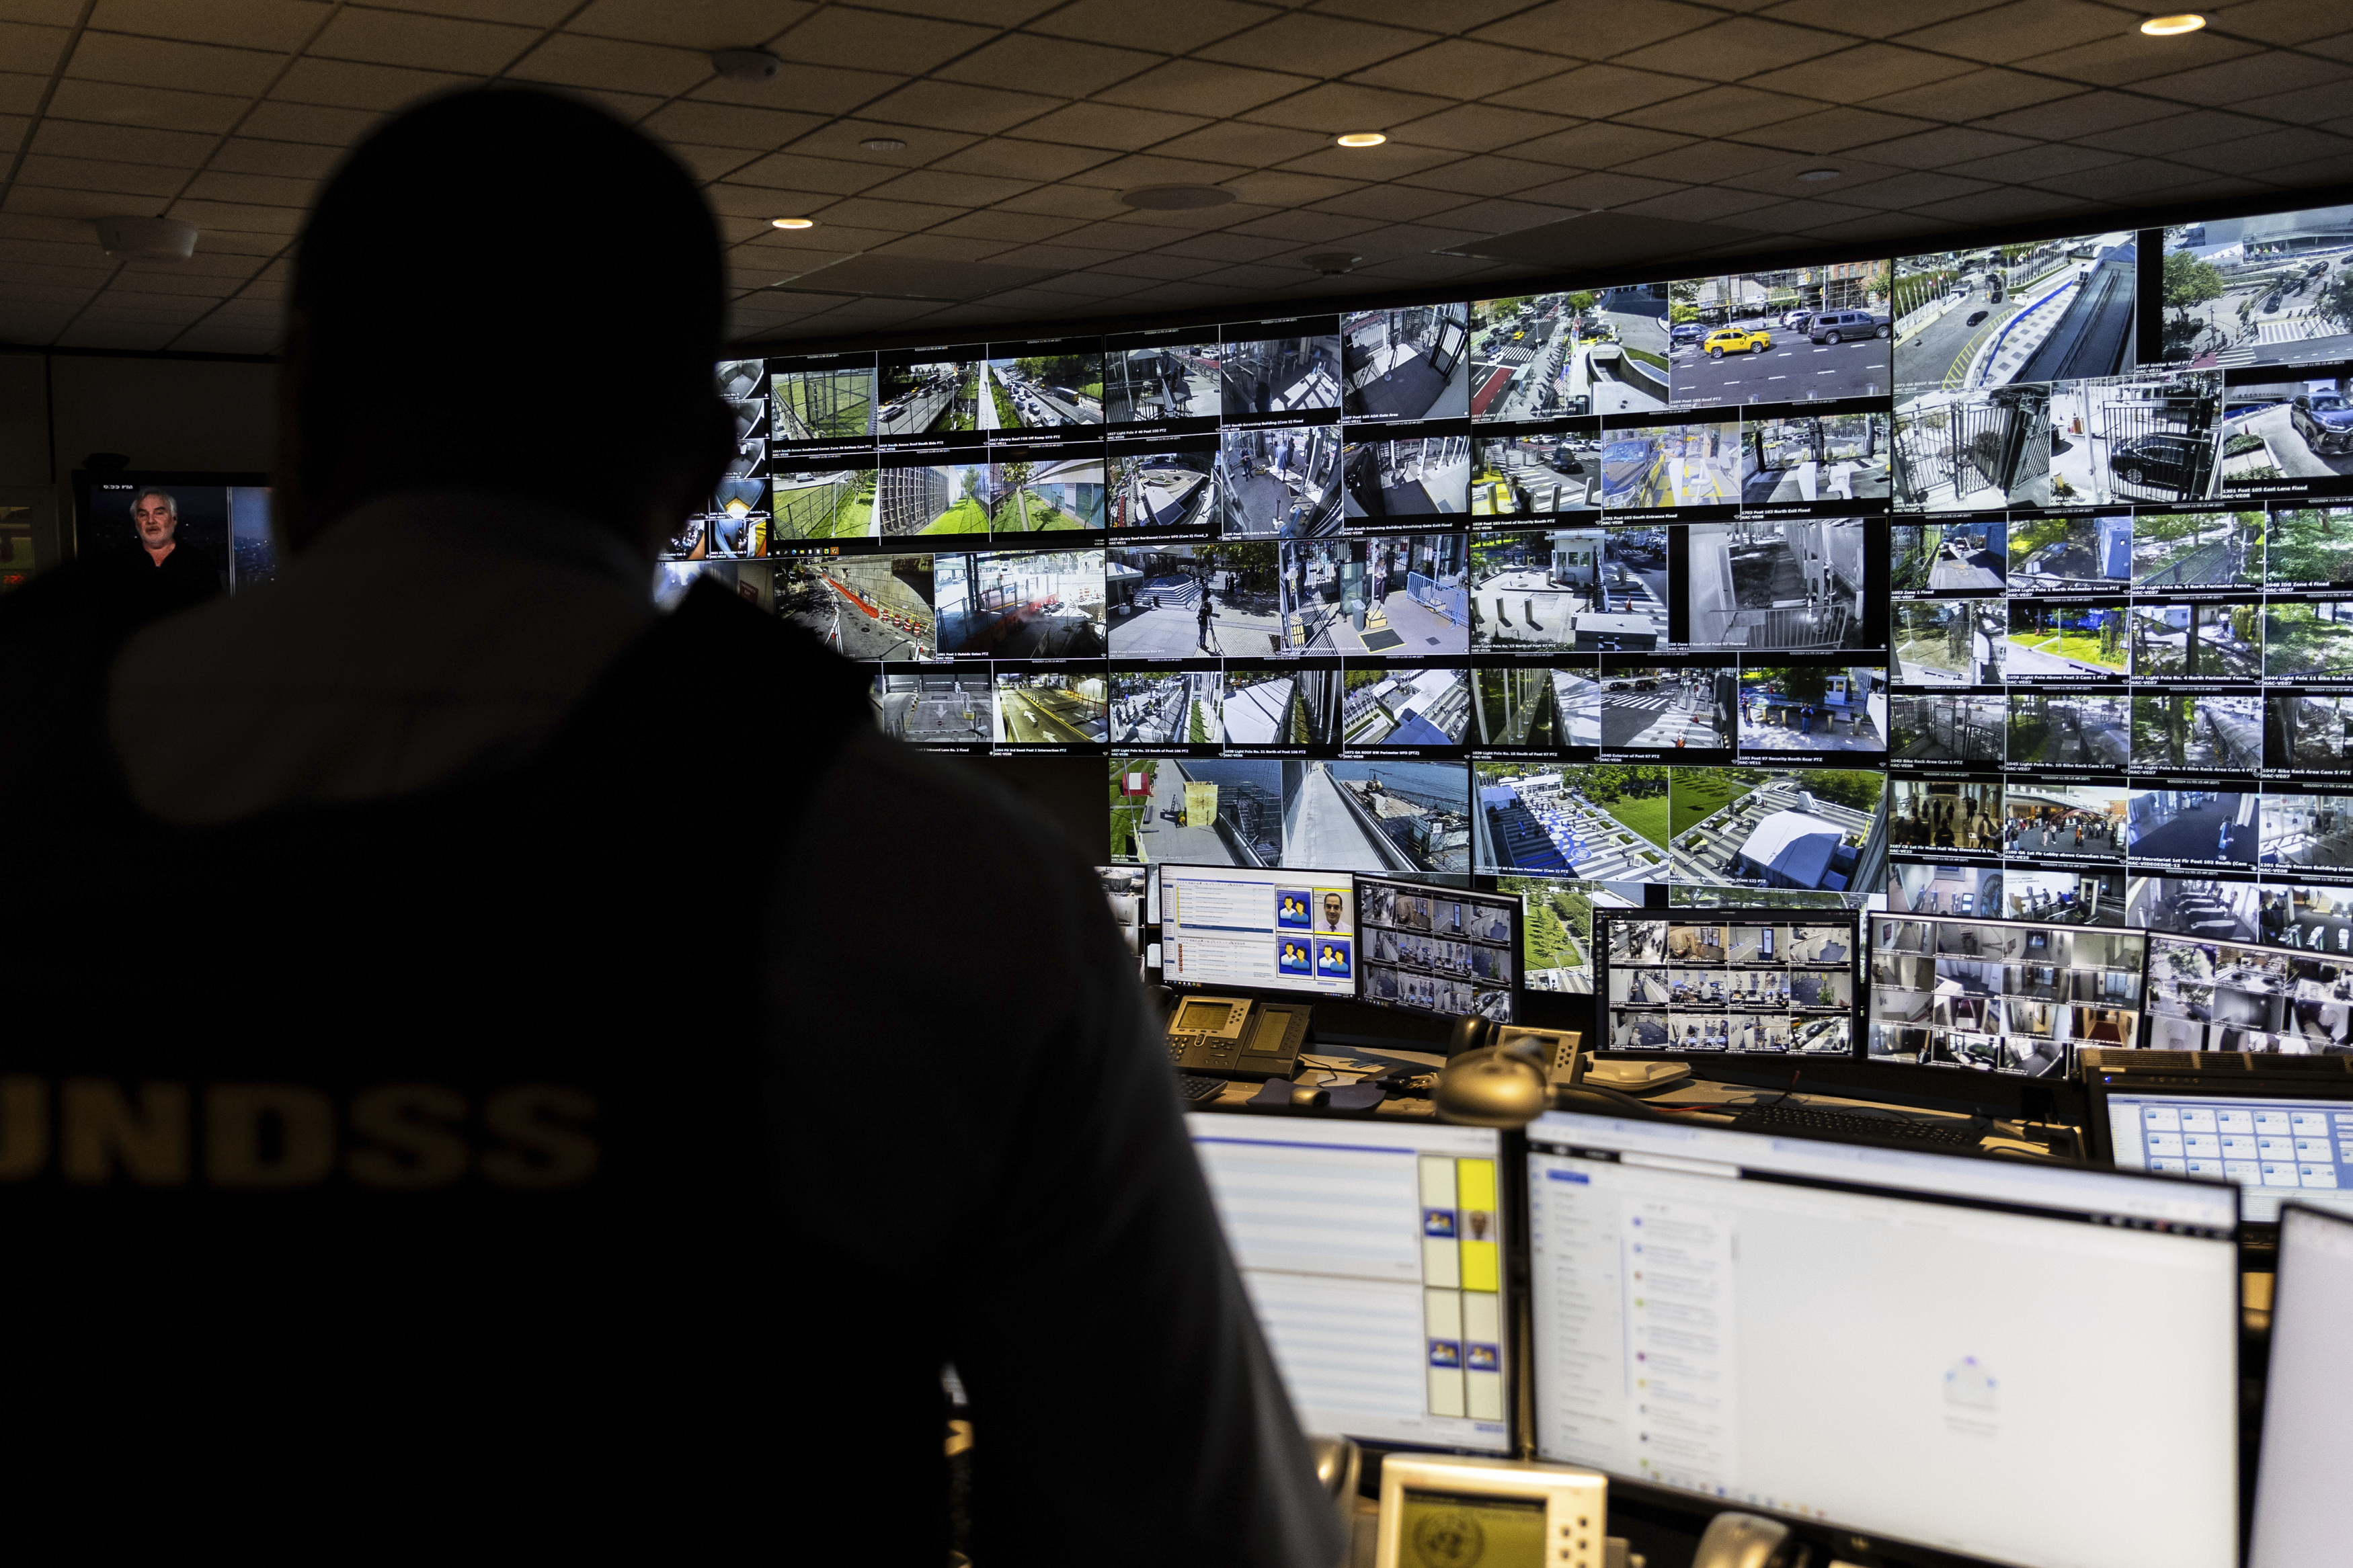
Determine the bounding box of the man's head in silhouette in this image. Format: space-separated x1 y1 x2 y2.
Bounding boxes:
282 89 729 559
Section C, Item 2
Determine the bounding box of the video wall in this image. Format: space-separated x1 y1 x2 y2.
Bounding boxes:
673 199 2353 1034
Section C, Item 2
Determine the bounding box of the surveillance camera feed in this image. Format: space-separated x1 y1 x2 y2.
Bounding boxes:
1601 911 1859 1057
690 194 2353 1072
1357 876 1517 1023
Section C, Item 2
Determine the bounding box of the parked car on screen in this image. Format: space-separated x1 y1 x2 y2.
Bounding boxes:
1704 327 1771 358
1965 310 1989 327
2110 432 2212 492
1669 322 1708 346
2294 394 2353 454
1808 310 1889 343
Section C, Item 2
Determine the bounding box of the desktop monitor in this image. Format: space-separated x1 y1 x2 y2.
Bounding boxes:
1355 874 1518 1024
1159 863 1356 999
2085 1067 2353 1227
1524 1112 2239 1568
1189 1109 1511 1454
1867 911 2145 1077
1594 909 1860 1058
2250 1204 2353 1568
73 470 274 593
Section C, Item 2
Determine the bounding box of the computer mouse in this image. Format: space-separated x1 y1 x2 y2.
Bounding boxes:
1288 1084 1330 1108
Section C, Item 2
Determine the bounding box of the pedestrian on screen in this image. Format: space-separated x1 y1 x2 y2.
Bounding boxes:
1197 589 1213 651
0 87 1339 1568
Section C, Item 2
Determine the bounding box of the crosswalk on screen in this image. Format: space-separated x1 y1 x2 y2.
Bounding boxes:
679 197 2353 1051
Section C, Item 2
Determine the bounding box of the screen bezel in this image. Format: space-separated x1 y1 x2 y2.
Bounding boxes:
1592 905 1865 1063
1521 1114 2243 1568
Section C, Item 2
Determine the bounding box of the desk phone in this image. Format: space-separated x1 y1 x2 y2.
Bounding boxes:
1166 994 1312 1080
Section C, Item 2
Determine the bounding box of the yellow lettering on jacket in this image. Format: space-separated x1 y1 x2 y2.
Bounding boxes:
62 1079 189 1186
0 1077 47 1180
479 1085 600 1189
346 1085 469 1190
205 1084 336 1189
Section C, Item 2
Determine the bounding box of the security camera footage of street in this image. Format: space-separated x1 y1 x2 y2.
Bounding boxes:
707 188 2353 980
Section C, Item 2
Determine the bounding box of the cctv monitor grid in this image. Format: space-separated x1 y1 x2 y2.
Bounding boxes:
1357 877 1519 1024
1868 912 2145 1077
2143 932 2353 1056
1597 911 1860 1059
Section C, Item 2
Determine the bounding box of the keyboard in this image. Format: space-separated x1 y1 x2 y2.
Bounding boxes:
1178 1075 1229 1104
1730 1102 1985 1147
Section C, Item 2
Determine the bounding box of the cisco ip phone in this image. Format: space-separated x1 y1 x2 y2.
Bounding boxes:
1166 994 1314 1080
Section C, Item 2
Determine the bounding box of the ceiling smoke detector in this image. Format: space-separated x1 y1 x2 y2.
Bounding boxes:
711 48 781 81
860 137 908 152
1119 185 1234 211
1796 168 1843 181
1304 252 1363 276
94 216 197 260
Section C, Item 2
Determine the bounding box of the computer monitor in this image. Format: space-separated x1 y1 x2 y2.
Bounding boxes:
1595 909 1860 1058
1159 863 1356 997
1867 911 2145 1076
2250 1204 2353 1568
1355 875 1517 1024
1524 1111 2239 1568
73 470 274 593
2087 1072 2353 1227
1190 1109 1511 1454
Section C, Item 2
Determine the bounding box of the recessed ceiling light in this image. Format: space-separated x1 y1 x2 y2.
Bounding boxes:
1796 168 1842 181
710 47 779 81
1119 185 1234 211
860 138 908 152
1336 132 1387 148
772 217 815 230
2139 13 2205 33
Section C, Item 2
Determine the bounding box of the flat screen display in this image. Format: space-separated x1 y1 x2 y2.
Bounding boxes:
2251 1204 2353 1568
1598 910 1859 1057
1159 863 1355 999
1525 1110 2239 1568
1356 874 1518 1024
2103 1090 2353 1223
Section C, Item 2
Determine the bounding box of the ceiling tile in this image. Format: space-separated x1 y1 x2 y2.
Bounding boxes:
1310 0 1531 33
1470 0 1723 59
1619 84 1819 138
6 181 163 218
704 181 830 217
1092 252 1222 280
270 56 473 111
0 19 77 78
1272 139 1462 179
57 321 184 349
1092 57 1315 118
1729 106 1938 154
1738 42 1977 102
727 151 899 194
1713 195 1880 231
1147 121 1334 167
1613 184 1785 223
167 196 305 233
641 99 826 151
2075 108 2274 155
1613 15 1851 81
1865 124 2037 169
781 120 979 165
1947 142 2128 183
1384 155 1562 197
1507 121 1696 170
772 6 996 73
928 207 1086 242
867 230 1021 261
566 0 818 48
1504 169 1687 210
28 118 216 166
1432 196 1579 235
863 167 1037 206
856 79 1065 134
507 32 711 95
2169 126 2353 174
1970 90 2178 141
1224 168 1374 206
362 0 578 27
928 138 1117 181
670 143 765 182
179 168 315 206
1349 37 1579 99
1152 231 1297 263
1240 80 1453 134
1486 64 1706 119
936 32 1162 98
1222 208 1382 243
1062 151 1251 190
1339 218 1486 253
236 99 381 144
1027 0 1270 55
44 77 248 134
803 194 964 231
688 61 906 114
1893 1 2132 65
2135 50 2353 106
2030 157 2216 200
2036 29 2264 87
2200 0 2352 45
1384 102 1577 154
87 0 327 54
1009 100 1207 151
68 30 286 96
99 265 238 296
1860 66 2078 121
1306 183 1471 222
1611 138 1794 183
310 8 536 73
1196 12 1431 77
0 71 46 115
1797 168 1995 210
0 114 27 154
992 184 1129 219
